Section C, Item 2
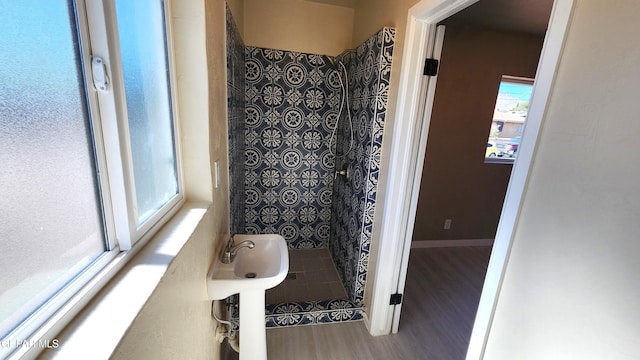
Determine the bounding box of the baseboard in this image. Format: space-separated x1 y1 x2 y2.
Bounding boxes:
411 239 494 248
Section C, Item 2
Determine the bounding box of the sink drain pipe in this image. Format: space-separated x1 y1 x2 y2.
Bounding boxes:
212 296 239 353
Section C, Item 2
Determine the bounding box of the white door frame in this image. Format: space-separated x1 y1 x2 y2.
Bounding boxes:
367 0 575 359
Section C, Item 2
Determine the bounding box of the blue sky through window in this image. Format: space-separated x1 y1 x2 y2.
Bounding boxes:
498 82 533 102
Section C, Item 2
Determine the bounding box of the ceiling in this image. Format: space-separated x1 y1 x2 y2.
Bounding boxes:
304 0 356 8
442 0 554 35
305 0 554 35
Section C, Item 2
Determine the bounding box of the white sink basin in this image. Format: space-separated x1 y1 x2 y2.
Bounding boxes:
207 234 289 300
207 234 288 360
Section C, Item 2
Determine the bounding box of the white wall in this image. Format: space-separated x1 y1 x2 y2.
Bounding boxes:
484 0 640 358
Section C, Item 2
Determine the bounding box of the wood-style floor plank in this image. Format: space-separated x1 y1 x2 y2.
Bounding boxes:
265 246 491 360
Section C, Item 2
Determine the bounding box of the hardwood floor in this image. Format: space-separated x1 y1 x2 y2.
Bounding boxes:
266 246 492 360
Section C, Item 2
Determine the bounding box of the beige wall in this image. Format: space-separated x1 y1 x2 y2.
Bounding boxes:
484 0 640 358
412 26 543 241
226 0 245 37
110 208 225 359
352 0 419 47
173 0 213 203
243 0 354 56
112 1 231 359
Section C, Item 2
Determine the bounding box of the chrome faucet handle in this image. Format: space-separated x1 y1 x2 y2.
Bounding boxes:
221 235 235 264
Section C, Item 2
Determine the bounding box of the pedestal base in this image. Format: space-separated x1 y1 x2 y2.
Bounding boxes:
238 289 267 360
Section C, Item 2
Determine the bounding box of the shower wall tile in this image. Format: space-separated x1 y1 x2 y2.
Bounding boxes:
245 47 338 249
330 27 395 305
232 23 394 324
226 5 245 235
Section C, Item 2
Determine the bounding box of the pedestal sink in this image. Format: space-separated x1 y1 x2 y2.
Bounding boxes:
207 234 288 360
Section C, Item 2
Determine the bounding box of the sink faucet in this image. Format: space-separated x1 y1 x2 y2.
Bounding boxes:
220 236 255 264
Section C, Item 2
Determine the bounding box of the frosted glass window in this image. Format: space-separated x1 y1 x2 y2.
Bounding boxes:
115 0 178 225
0 0 106 338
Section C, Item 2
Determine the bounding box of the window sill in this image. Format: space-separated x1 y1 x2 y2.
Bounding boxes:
484 157 515 165
32 202 211 360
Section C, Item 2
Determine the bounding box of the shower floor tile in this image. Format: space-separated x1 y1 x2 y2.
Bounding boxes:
266 248 348 304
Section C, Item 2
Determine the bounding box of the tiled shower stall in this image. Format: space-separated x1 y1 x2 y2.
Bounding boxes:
226 5 395 327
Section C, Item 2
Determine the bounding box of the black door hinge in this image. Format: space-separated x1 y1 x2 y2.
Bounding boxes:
423 58 439 76
389 293 403 305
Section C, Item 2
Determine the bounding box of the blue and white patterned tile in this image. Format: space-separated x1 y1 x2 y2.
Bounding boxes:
280 106 306 131
243 146 262 168
360 222 373 244
272 211 301 238
259 127 284 151
245 57 264 83
244 104 262 127
244 185 262 207
372 112 385 143
327 27 396 305
226 4 246 235
241 29 395 315
257 204 281 228
244 207 259 227
369 142 383 170
277 148 302 172
265 300 364 328
277 222 300 242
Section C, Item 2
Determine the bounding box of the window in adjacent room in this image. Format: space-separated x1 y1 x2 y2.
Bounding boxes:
485 76 534 164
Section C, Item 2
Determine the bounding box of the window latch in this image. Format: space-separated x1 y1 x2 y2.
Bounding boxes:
91 57 109 93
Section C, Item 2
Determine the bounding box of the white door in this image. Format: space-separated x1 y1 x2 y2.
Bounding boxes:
390 24 446 333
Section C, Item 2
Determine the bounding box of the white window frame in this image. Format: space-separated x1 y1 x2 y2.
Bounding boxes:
87 0 184 250
1 0 183 358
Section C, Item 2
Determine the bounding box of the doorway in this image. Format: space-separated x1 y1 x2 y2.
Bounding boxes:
412 22 546 246
402 2 552 355
368 0 576 358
